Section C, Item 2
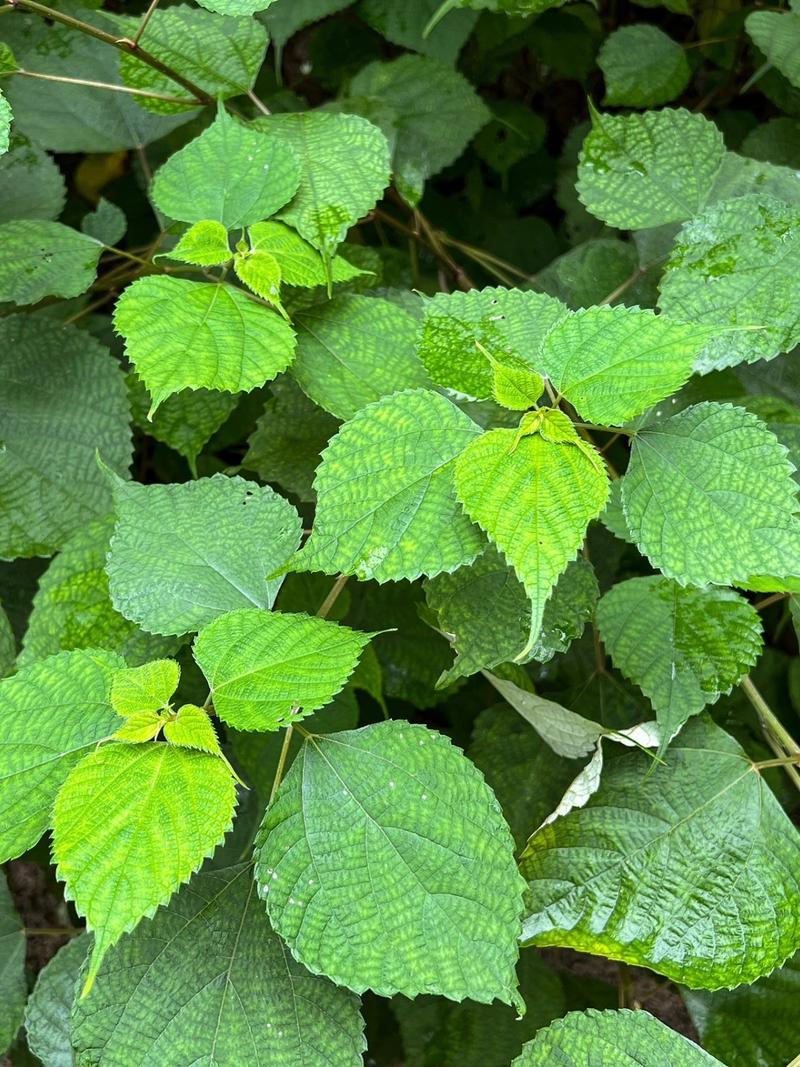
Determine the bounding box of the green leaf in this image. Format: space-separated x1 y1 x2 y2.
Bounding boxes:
163 704 222 755
454 411 609 655
599 25 690 107
259 0 351 54
0 89 11 156
247 220 365 287
683 953 800 1067
0 604 13 679
291 294 430 419
18 518 174 668
114 7 267 114
0 872 25 1055
0 219 101 305
151 107 300 228
577 106 725 229
658 194 800 371
81 197 126 246
107 474 301 636
197 0 276 11
234 246 284 310
537 238 644 310
359 0 478 63
194 608 373 730
342 55 489 204
708 151 800 208
417 287 567 399
473 101 547 177
0 134 66 224
520 717 800 988
254 111 391 256
0 648 123 863
161 219 231 266
490 356 544 412
255 720 526 1005
538 305 719 426
0 317 132 559
114 276 296 411
746 10 800 90
71 865 365 1066
513 1009 723 1066
621 402 800 588
597 577 763 740
53 740 237 996
293 389 485 582
113 710 165 744
24 934 88 1067
111 659 180 717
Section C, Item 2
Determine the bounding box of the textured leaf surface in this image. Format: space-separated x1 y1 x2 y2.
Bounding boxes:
162 219 231 266
359 0 477 62
0 219 100 304
24 934 88 1067
577 107 725 229
658 194 800 371
292 294 429 419
294 389 484 582
621 402 800 588
194 608 372 730
259 0 350 52
0 648 122 862
248 220 364 287
538 305 718 425
597 577 762 739
599 25 690 107
111 659 179 717
114 276 296 411
0 872 25 1054
162 704 221 755
513 1009 723 1066
107 474 301 636
151 107 300 228
254 111 391 255
418 287 567 399
455 415 608 654
520 717 800 988
255 720 525 1004
53 741 237 993
0 89 10 156
72 865 365 1067
746 11 800 90
0 134 66 224
81 197 126 246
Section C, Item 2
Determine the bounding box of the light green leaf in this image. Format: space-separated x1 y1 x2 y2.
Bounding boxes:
255 720 526 1005
194 608 373 730
0 317 131 559
25 934 88 1067
0 648 123 863
0 89 11 156
490 357 544 412
151 107 300 228
111 659 180 718
454 411 609 655
746 10 800 90
114 7 267 114
248 220 365 287
113 710 164 744
0 605 13 679
621 402 800 588
0 872 25 1055
18 518 174 668
197 0 276 11
293 389 484 582
254 111 391 256
162 219 231 266
71 865 365 1067
417 287 567 399
0 134 66 224
81 197 126 246
658 194 800 371
513 1009 723 1066
113 276 296 411
577 106 725 229
597 577 763 740
234 247 284 310
107 474 301 636
538 305 719 426
163 704 221 756
599 25 690 107
359 0 478 62
53 740 237 996
292 294 430 419
0 220 100 305
520 717 800 988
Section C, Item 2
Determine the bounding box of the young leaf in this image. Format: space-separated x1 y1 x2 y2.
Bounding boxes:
113 276 296 412
162 219 231 266
0 220 101 305
520 716 800 988
234 246 284 310
193 608 373 730
255 720 526 1006
247 220 364 287
150 107 300 228
111 659 180 717
292 294 430 419
71 865 366 1066
598 25 690 108
0 648 123 863
24 934 88 1067
454 411 609 655
113 710 165 744
0 871 25 1055
746 10 800 90
658 194 800 371
0 134 66 224
489 356 544 412
162 704 221 755
197 0 276 11
513 1009 724 1066
577 107 725 229
293 389 485 583
596 578 763 740
107 474 301 636
621 402 800 588
53 741 237 996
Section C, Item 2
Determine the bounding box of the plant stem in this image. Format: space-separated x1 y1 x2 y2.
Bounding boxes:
572 421 635 437
600 267 646 306
131 0 160 47
740 674 800 792
25 926 82 937
5 68 198 105
754 591 788 612
8 0 212 104
247 87 271 117
316 573 349 621
754 754 800 770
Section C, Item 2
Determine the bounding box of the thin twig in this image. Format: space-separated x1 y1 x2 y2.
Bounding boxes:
25 927 82 937
247 87 271 117
131 0 160 47
600 267 646 306
754 591 788 612
740 674 800 792
4 68 198 106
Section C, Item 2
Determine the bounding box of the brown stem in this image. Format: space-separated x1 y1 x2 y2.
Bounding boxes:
131 0 160 47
